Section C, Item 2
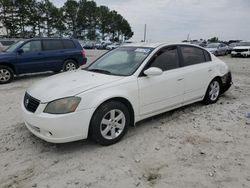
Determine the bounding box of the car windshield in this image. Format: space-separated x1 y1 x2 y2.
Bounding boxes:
206 43 219 48
86 47 153 76
238 42 250 46
4 40 25 52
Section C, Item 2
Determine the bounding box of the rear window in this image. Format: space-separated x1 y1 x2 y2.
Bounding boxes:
180 46 206 66
62 40 76 49
43 40 63 51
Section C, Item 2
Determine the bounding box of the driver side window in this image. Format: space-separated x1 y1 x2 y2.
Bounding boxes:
149 46 179 71
20 41 42 53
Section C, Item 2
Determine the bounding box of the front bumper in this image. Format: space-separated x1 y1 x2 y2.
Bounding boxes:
231 51 250 57
22 102 95 143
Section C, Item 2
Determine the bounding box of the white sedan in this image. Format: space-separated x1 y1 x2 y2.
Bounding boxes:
22 43 232 145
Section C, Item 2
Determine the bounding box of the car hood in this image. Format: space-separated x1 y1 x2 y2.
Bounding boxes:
233 46 250 50
27 70 124 103
206 48 217 52
0 51 14 59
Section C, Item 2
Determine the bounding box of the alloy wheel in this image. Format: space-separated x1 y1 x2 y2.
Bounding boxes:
100 109 126 140
0 68 11 82
209 80 220 101
65 62 76 71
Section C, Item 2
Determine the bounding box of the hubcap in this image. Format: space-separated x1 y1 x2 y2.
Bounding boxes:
209 81 220 101
100 109 126 140
65 62 76 71
0 69 11 82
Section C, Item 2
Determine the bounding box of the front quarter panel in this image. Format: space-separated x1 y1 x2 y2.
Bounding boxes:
76 76 140 122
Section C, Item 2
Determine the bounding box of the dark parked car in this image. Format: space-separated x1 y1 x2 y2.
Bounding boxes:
0 38 87 84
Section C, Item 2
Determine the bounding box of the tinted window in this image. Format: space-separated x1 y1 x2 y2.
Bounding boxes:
204 50 211 61
43 40 63 51
63 40 75 49
181 46 206 66
20 41 42 53
150 46 179 71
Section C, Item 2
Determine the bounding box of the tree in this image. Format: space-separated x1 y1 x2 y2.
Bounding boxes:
97 5 110 40
0 0 133 40
208 37 219 43
62 0 79 37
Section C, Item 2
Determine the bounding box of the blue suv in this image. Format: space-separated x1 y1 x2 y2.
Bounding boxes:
0 38 87 84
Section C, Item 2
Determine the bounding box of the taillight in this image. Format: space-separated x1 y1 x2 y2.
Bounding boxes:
81 49 85 57
81 49 87 64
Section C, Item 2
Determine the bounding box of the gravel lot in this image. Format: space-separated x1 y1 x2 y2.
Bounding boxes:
0 51 250 188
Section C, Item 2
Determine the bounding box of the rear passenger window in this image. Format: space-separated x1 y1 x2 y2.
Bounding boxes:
62 40 75 49
43 40 63 51
204 50 211 61
150 46 179 71
180 46 206 66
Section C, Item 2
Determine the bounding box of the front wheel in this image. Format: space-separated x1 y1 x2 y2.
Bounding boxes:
0 65 14 84
63 60 78 72
203 79 221 105
89 101 130 146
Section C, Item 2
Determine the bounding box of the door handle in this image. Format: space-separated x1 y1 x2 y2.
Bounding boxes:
177 78 184 81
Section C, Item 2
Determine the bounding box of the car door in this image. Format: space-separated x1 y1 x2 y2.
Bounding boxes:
16 40 45 73
137 46 184 116
179 45 214 103
41 39 65 70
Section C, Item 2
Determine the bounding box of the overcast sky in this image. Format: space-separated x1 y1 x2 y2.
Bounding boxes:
52 0 250 42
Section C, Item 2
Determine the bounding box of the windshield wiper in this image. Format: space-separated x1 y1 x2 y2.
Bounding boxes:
88 68 111 74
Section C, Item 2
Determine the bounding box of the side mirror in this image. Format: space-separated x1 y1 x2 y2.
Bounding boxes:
17 48 24 54
144 67 163 76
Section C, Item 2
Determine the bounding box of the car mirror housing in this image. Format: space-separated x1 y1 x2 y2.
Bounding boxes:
17 48 24 54
144 67 163 76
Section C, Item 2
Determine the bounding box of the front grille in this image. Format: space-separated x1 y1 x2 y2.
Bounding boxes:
233 49 248 53
24 93 40 113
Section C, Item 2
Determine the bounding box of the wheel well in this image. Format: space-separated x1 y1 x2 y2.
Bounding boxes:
0 63 16 74
95 97 135 127
213 76 222 84
64 58 79 67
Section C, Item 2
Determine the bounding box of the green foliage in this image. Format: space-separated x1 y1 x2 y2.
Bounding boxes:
0 0 133 41
208 37 219 43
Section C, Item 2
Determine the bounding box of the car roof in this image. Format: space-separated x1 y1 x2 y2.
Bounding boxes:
19 38 75 41
121 42 205 49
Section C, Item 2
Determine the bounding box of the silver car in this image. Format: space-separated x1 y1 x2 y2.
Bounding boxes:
205 43 228 56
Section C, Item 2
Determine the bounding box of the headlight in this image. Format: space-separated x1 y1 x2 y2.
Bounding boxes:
44 97 81 114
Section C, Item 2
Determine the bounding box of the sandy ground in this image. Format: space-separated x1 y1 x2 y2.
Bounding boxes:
0 51 250 188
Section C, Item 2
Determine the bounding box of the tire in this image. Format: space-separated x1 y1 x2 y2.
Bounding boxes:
214 51 218 56
63 60 78 72
89 101 130 146
0 65 14 84
203 78 221 105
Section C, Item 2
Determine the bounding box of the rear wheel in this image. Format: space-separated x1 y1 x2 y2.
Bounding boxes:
63 60 78 72
203 79 221 105
0 65 14 84
89 101 130 146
